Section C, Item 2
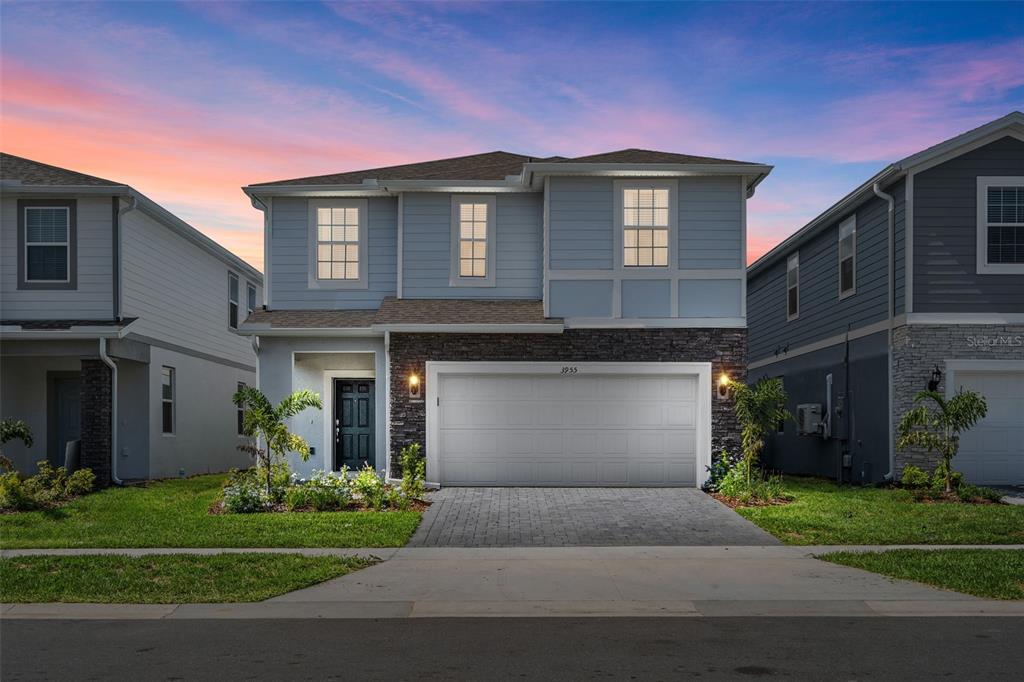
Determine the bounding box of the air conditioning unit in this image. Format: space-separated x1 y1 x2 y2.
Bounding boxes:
796 403 823 436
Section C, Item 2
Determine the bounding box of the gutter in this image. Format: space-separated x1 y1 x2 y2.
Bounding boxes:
873 181 897 482
98 338 123 485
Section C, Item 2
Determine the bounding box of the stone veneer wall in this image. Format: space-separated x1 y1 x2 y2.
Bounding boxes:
79 359 112 486
388 328 746 476
892 323 1024 476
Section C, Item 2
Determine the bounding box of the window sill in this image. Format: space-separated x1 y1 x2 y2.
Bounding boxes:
977 262 1024 275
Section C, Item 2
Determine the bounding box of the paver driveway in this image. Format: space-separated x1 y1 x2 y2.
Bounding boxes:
409 488 779 547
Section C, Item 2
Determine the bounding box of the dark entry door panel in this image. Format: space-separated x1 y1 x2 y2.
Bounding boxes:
335 379 375 471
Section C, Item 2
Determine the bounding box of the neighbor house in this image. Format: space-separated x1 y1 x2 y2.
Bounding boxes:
747 112 1024 486
239 150 772 487
0 154 263 484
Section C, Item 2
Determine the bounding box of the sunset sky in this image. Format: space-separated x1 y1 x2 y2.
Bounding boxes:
2 1 1022 271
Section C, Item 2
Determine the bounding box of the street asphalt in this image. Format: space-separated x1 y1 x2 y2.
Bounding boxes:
3 617 1023 680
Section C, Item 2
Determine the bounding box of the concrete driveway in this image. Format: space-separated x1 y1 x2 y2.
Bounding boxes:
408 487 779 547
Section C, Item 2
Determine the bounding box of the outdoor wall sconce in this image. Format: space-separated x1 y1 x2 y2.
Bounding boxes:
408 373 421 399
927 365 943 392
717 373 731 400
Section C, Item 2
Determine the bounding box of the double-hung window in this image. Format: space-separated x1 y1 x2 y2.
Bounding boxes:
786 252 799 320
228 273 239 329
450 195 495 286
246 283 257 317
309 200 368 288
838 216 856 298
18 200 76 289
236 381 246 436
623 187 669 267
977 177 1024 273
161 367 175 435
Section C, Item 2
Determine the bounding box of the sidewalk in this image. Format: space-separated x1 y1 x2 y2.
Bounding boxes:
3 546 1023 618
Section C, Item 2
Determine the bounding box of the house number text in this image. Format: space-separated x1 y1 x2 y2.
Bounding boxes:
560 366 579 375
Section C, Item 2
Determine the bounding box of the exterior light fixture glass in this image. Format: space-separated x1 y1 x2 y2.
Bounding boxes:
927 366 942 392
408 373 421 399
717 373 731 400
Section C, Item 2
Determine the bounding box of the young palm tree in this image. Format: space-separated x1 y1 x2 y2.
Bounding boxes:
232 387 322 498
897 389 987 493
728 378 791 486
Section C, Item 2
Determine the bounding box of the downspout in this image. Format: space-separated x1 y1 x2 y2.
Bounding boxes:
99 337 122 485
873 182 896 481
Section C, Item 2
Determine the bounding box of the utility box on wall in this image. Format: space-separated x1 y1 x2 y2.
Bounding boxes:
796 403 823 436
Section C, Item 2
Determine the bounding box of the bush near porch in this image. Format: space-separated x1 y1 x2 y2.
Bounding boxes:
0 474 421 549
735 477 1024 545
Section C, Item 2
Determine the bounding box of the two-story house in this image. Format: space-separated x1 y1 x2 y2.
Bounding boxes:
747 112 1024 486
240 150 772 487
1 154 263 484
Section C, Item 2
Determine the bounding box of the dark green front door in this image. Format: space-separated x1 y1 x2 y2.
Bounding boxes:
335 379 375 471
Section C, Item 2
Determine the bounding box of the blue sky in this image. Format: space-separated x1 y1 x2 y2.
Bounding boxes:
3 1 1022 267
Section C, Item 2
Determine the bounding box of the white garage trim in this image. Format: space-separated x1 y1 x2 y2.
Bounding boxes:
425 361 713 487
945 359 1024 388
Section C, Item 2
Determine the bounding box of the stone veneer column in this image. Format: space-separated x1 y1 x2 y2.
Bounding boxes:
79 359 112 486
387 328 746 477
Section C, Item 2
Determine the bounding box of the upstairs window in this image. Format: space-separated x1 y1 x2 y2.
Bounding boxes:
228 273 239 329
623 188 669 267
161 367 175 435
316 206 360 280
18 200 76 290
450 195 495 287
977 178 1024 273
246 283 257 317
236 381 246 435
838 216 856 298
787 252 799 320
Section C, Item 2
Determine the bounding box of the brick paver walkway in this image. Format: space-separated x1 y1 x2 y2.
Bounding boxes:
409 487 780 547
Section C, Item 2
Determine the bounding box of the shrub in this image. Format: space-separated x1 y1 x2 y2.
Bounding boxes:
0 461 96 511
956 484 1003 503
399 443 426 500
714 457 788 504
221 469 270 513
286 470 352 511
352 464 386 510
385 486 410 511
899 465 930 489
930 461 963 493
702 450 738 493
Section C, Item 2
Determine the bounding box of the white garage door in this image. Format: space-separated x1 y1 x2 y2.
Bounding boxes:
429 363 709 487
952 369 1024 485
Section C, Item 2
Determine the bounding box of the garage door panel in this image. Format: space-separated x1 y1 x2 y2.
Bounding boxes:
436 369 703 487
952 370 1023 485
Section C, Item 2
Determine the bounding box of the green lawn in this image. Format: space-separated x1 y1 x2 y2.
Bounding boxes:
0 553 373 603
734 477 1024 545
0 475 421 549
820 549 1024 600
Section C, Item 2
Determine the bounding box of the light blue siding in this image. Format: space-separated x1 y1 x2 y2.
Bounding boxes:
679 176 743 269
270 197 397 310
548 177 614 270
402 192 542 299
747 191 891 361
621 279 671 318
680 279 742 317
549 280 613 318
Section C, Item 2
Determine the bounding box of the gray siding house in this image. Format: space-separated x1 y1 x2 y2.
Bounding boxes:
747 112 1024 486
1 154 263 483
240 150 772 487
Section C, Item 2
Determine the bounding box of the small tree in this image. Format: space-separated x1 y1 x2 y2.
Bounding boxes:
729 378 791 486
232 387 322 498
897 389 987 493
0 419 33 470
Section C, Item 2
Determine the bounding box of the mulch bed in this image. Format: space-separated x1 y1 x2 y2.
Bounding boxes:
208 498 430 515
711 493 793 509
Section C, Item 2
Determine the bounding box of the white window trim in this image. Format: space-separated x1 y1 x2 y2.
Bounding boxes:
161 366 175 436
838 215 856 300
228 272 239 330
24 206 71 283
246 283 257 316
307 198 370 290
786 252 799 321
449 194 496 287
613 179 678 271
976 176 1024 274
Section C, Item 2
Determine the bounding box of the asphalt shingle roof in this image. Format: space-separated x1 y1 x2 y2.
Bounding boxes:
1 153 122 186
250 148 757 186
243 309 378 329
